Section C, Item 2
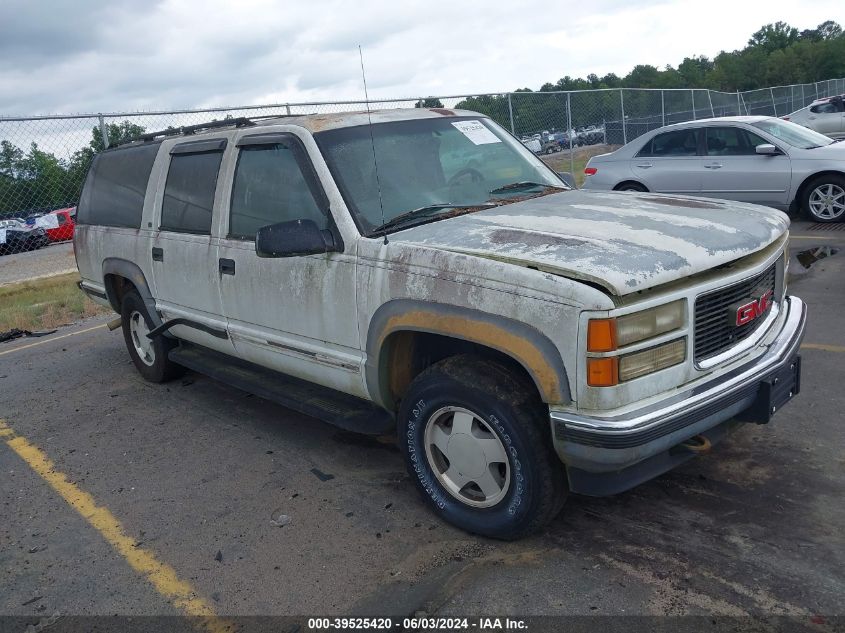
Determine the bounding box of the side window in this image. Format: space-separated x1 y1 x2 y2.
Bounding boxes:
77 142 160 228
706 127 758 156
229 143 326 240
638 129 698 157
744 129 770 150
810 103 838 114
160 151 223 234
56 214 67 225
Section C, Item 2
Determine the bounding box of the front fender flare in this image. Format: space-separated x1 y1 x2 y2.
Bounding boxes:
366 299 571 409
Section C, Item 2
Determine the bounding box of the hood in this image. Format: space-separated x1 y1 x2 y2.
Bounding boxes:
391 190 788 296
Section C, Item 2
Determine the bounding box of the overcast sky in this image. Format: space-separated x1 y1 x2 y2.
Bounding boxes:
0 0 841 116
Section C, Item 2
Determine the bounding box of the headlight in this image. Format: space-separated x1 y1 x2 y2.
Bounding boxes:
587 300 685 351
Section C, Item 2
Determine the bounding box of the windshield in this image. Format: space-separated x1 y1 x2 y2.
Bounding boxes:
315 116 564 235
751 118 834 149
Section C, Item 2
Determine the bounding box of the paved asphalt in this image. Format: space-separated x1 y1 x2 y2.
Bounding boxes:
0 222 843 630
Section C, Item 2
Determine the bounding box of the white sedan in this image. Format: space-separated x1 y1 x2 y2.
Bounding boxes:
581 116 845 222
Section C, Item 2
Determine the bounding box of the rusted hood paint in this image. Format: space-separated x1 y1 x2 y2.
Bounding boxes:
391 190 789 296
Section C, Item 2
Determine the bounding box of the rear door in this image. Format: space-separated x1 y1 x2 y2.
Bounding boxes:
631 128 702 193
149 138 234 354
699 126 791 207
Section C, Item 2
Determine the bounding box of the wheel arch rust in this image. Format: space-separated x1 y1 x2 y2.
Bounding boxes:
366 300 571 410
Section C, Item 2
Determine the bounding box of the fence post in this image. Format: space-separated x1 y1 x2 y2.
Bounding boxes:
801 84 805 107
691 90 696 120
736 91 742 115
707 90 714 117
98 114 109 149
285 104 291 115
661 90 665 127
566 92 574 182
620 90 627 145
769 87 777 116
507 93 515 135
602 118 607 145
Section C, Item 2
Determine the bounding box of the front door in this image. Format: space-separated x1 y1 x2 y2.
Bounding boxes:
699 126 792 207
216 131 364 398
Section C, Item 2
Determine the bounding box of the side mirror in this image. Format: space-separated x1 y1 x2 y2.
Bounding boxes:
255 219 336 258
755 144 779 155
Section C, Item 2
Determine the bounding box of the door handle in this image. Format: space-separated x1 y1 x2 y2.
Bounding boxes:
704 163 723 169
152 247 163 261
635 163 653 168
219 258 236 275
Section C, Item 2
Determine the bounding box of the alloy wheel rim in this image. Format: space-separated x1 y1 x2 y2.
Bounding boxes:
129 311 155 366
423 406 510 508
809 184 845 220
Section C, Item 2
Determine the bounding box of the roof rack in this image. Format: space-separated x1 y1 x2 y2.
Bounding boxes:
134 116 258 144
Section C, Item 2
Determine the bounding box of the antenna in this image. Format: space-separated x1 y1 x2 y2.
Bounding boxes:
359 45 388 245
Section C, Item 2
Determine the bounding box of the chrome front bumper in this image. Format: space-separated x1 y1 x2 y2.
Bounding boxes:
551 295 807 487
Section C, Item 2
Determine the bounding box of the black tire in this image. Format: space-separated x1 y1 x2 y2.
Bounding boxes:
801 174 845 223
120 289 184 383
615 181 648 193
398 355 567 540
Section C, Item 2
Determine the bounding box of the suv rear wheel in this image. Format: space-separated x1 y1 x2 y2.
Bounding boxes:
120 289 184 382
398 355 567 540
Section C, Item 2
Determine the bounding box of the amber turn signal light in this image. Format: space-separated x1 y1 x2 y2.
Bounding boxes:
587 319 617 352
587 357 619 387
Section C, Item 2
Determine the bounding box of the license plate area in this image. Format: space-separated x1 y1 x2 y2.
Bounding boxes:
737 355 801 424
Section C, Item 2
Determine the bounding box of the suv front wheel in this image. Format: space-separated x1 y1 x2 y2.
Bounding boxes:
398 355 567 540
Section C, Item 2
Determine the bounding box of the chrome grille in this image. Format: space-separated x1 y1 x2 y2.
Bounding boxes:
694 263 777 362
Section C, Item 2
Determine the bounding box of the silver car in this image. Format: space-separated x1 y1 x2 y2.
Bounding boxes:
785 94 845 139
582 116 845 222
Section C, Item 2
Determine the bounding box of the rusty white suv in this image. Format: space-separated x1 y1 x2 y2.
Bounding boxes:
74 109 806 539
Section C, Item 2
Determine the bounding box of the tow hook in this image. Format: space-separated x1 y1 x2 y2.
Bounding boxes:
106 317 123 331
680 434 712 454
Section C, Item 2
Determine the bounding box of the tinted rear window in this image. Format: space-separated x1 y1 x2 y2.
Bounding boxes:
160 151 223 234
77 143 160 227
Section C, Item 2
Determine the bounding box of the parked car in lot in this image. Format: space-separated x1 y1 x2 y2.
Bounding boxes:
44 207 77 242
784 94 844 139
582 116 845 222
75 109 806 539
0 218 49 254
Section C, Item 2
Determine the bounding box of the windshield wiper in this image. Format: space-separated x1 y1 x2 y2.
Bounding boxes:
489 181 567 195
369 203 495 236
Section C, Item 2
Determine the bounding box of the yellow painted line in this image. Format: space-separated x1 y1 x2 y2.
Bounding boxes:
801 343 845 353
0 323 107 357
0 419 233 633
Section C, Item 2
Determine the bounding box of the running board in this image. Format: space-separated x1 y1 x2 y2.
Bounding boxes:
168 344 394 435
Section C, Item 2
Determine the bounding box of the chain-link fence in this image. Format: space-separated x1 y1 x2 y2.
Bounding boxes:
1 77 844 256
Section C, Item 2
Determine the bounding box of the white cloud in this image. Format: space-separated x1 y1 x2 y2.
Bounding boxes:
0 0 841 115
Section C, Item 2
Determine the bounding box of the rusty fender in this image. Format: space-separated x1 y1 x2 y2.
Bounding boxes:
365 300 571 408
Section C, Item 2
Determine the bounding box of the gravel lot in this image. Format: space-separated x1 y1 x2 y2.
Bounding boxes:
0 242 76 286
0 224 842 631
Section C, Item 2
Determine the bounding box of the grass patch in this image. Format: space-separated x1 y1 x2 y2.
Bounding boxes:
0 272 111 332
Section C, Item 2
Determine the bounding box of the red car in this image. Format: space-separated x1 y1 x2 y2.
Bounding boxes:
44 207 76 242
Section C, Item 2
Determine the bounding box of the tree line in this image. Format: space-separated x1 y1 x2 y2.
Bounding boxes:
453 20 844 135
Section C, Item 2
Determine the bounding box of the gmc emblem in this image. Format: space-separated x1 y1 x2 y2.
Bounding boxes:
732 290 774 327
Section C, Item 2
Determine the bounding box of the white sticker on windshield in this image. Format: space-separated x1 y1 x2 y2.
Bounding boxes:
0 229 6 245
35 214 59 229
451 120 502 145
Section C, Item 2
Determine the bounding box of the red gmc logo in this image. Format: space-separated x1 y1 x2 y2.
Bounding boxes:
734 290 774 327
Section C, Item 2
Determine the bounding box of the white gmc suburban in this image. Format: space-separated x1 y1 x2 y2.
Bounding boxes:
74 108 806 539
